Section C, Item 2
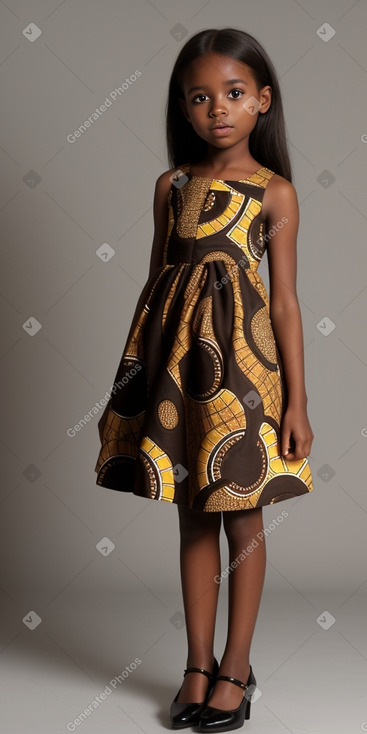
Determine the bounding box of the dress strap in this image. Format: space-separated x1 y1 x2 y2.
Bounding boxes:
248 167 275 189
178 162 274 188
180 162 191 176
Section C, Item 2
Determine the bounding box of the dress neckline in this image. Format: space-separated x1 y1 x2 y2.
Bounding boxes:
187 162 267 183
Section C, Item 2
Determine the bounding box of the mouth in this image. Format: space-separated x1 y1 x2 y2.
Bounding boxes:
210 124 233 137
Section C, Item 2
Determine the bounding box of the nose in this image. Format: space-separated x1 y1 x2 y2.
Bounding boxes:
209 96 228 117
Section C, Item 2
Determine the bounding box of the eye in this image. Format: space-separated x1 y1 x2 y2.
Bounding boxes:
228 89 244 99
191 89 245 104
192 93 209 103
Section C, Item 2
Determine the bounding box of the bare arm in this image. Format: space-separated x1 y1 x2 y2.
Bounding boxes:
264 177 314 458
265 178 307 406
148 169 175 279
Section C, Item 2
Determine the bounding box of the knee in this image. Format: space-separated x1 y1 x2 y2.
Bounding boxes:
178 506 222 540
223 508 263 547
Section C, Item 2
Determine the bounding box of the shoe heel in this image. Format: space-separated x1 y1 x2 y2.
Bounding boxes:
245 700 251 720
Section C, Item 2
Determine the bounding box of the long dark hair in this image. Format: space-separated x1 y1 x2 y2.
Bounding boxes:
165 27 292 182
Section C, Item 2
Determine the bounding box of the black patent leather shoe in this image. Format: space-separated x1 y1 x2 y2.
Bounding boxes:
198 665 256 732
170 657 219 729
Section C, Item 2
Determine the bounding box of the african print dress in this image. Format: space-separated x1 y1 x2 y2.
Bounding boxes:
94 162 314 511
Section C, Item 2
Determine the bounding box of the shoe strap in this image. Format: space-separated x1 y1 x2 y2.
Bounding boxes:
216 674 248 690
183 666 214 680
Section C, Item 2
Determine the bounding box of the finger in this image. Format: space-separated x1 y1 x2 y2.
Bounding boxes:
282 434 291 455
283 437 297 457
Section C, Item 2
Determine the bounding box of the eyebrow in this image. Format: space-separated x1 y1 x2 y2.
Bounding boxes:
187 78 249 94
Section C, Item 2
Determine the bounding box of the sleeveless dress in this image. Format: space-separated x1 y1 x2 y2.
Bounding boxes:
94 163 314 511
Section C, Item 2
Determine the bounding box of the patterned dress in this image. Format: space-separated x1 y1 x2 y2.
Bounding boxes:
94 162 314 511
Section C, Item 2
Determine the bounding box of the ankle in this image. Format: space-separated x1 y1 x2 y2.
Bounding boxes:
218 656 250 678
186 653 215 671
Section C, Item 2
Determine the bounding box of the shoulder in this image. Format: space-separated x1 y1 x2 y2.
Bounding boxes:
154 165 184 194
152 165 185 221
150 166 180 213
262 172 298 222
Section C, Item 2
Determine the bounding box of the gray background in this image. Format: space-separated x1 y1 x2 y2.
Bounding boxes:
1 1 366 732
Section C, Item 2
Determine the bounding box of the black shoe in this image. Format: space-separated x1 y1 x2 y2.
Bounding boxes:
170 657 219 729
198 665 256 732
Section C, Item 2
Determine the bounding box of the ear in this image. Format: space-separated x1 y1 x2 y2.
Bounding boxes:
259 86 272 114
178 97 190 123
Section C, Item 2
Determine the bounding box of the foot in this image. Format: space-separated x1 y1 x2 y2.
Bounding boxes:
206 663 251 710
176 657 216 704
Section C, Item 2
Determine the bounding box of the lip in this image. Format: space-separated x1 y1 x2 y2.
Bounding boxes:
211 125 233 136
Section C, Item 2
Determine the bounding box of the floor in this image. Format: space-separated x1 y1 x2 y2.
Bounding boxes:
1 589 366 733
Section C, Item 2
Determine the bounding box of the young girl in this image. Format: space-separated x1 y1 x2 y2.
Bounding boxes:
94 27 314 732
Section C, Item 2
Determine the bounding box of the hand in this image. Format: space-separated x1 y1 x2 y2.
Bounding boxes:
280 405 314 460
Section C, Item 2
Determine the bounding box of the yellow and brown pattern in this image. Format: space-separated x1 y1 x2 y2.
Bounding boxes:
94 163 314 511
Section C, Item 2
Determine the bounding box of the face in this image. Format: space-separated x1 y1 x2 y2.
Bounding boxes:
178 52 271 149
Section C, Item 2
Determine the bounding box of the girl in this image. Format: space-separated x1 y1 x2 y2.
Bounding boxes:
94 27 315 733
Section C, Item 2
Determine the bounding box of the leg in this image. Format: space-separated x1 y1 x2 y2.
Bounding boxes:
207 507 266 709
176 504 222 703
